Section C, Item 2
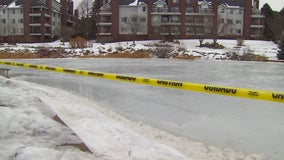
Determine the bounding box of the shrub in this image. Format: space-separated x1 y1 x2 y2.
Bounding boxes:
200 42 225 49
151 46 174 58
70 36 88 48
277 34 284 60
237 37 245 46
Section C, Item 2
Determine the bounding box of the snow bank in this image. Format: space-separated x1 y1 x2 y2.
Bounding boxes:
0 76 267 160
0 39 279 60
0 77 96 160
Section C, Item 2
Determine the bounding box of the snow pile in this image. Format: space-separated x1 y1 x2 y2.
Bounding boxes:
0 39 279 60
0 76 267 160
0 77 96 160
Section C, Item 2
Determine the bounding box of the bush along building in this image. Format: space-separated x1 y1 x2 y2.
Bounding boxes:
96 0 264 42
0 0 76 43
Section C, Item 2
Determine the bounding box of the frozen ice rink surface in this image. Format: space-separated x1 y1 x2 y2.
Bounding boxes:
9 59 284 160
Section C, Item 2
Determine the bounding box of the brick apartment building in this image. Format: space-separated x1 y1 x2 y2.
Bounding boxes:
0 0 76 43
97 0 264 42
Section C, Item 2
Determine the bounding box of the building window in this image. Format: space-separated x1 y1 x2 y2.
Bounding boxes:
238 9 242 14
12 9 15 14
18 19 23 23
3 10 5 14
186 7 194 13
236 29 242 34
131 17 138 22
142 7 146 12
153 26 159 33
236 20 241 24
186 26 194 34
229 9 233 14
1 19 6 24
186 0 192 3
12 19 16 24
172 16 180 23
227 19 233 24
220 8 224 13
140 17 146 22
173 0 179 3
172 6 180 12
121 17 127 22
20 9 23 14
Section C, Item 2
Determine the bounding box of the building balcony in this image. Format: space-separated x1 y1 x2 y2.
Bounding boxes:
99 11 112 15
30 22 41 26
44 13 51 18
30 33 42 36
44 23 51 27
161 22 181 25
151 12 181 15
186 32 195 35
98 22 112 26
29 13 41 17
67 15 74 23
251 34 263 38
185 22 204 26
99 32 111 36
185 13 214 16
251 24 264 28
251 14 264 18
161 32 180 35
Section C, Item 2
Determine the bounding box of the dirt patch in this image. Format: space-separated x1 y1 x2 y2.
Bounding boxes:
61 143 92 153
80 50 151 58
172 54 200 60
53 115 67 126
0 51 39 59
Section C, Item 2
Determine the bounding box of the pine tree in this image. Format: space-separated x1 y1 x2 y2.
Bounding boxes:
278 34 284 60
261 3 276 41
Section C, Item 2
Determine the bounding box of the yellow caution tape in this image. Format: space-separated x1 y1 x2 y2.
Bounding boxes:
0 60 283 103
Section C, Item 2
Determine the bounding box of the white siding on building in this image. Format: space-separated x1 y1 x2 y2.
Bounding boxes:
0 7 24 36
218 5 244 36
119 4 148 35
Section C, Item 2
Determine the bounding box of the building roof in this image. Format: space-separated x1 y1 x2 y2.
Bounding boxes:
15 0 23 6
118 0 166 5
218 0 244 7
0 0 13 6
31 0 46 7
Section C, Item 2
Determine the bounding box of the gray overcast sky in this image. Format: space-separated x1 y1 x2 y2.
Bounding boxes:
74 0 284 11
260 0 284 11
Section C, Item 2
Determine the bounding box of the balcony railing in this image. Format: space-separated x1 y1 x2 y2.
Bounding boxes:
99 32 111 36
98 22 112 26
152 12 181 15
251 14 264 18
251 24 264 28
29 13 41 16
67 14 73 23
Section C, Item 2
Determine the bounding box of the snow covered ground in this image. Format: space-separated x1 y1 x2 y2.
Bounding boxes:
0 39 279 60
1 59 283 160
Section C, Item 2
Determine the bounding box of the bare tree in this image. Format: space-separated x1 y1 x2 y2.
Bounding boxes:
78 0 93 18
77 0 94 39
